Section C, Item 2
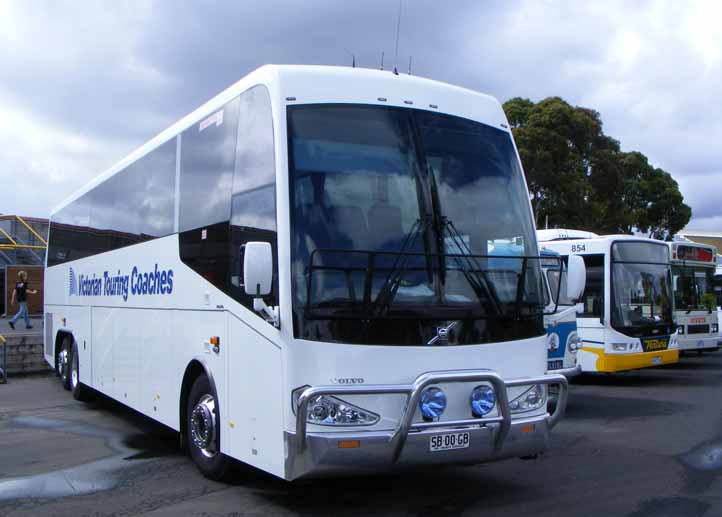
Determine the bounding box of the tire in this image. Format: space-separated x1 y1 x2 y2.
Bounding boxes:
70 341 92 401
186 374 232 480
57 337 72 391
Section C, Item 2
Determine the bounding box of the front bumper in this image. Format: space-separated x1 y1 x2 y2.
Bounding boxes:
285 370 568 480
678 336 721 352
549 363 582 378
595 348 679 372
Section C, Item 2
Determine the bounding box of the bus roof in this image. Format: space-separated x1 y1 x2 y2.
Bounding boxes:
537 229 600 241
51 65 508 217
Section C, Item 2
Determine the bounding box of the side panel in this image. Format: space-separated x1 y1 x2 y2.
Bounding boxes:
140 310 174 424
91 308 114 396
113 308 141 409
227 314 285 477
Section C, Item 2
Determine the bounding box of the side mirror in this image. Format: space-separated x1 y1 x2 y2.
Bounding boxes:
566 255 586 302
244 242 272 296
243 242 279 327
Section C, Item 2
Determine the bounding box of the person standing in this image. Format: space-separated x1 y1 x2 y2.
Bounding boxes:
8 270 37 330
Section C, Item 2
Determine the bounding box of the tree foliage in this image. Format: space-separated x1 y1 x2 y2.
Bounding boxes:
503 97 691 239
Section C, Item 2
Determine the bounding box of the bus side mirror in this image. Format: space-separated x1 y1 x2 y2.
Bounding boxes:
244 242 272 296
566 255 586 302
243 242 279 327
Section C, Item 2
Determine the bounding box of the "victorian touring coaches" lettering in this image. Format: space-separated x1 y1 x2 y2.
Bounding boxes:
70 264 174 301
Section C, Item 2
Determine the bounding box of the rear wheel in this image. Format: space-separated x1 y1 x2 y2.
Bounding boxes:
57 337 72 391
186 374 232 480
70 342 92 401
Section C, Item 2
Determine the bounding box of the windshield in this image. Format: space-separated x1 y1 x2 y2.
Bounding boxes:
611 242 674 336
672 266 715 311
288 104 543 345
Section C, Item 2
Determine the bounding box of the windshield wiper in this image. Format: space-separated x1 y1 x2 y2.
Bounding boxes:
372 217 431 317
441 218 505 316
423 165 504 315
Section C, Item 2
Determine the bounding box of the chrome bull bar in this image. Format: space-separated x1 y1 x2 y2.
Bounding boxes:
295 371 568 458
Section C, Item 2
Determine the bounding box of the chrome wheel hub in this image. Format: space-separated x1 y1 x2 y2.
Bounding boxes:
190 394 217 458
58 348 68 378
71 352 78 389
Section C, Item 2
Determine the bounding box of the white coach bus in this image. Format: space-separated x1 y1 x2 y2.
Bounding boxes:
45 65 574 481
668 241 721 352
538 229 679 373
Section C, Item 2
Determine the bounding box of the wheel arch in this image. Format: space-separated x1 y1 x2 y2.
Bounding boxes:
179 358 219 437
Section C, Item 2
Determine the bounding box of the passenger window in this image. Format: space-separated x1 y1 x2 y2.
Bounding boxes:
580 254 604 317
47 193 92 266
179 97 240 232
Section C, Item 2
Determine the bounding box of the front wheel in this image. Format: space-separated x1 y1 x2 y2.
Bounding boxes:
186 374 232 480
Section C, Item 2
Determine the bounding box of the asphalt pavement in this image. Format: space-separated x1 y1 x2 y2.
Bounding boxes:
1 352 721 517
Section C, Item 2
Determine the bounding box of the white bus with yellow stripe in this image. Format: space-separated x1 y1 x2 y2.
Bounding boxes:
669 241 721 353
538 230 679 373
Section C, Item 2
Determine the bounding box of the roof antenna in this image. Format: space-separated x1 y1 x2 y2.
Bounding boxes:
345 48 356 68
380 51 385 70
393 0 402 75
408 56 413 75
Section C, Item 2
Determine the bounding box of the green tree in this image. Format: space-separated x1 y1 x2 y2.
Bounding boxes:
503 97 691 238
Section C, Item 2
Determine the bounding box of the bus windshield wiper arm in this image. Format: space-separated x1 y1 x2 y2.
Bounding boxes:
441 219 504 316
372 217 430 317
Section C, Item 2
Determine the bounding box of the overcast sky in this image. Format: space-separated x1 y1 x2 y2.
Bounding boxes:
1 0 720 231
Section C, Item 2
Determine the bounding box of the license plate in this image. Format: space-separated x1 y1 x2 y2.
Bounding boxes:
548 360 564 371
429 431 470 452
652 356 662 365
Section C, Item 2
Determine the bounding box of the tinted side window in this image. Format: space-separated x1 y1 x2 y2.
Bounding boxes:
47 193 93 266
229 86 278 312
179 97 240 232
48 139 177 266
580 254 605 317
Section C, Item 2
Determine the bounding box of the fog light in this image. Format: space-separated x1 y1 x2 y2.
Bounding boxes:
470 385 496 417
419 387 446 420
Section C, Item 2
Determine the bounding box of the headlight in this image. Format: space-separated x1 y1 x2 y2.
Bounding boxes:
419 387 447 420
509 384 546 414
546 332 560 351
470 385 496 417
612 342 628 351
567 332 583 352
678 325 685 335
712 323 719 334
293 388 380 426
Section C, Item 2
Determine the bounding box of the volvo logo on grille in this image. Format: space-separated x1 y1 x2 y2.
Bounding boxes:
428 321 459 345
331 378 365 384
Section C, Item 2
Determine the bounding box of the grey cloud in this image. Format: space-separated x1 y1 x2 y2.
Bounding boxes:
0 0 720 232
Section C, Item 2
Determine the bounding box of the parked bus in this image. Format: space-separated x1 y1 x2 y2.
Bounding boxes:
669 241 721 353
489 243 585 376
538 230 678 373
45 65 578 481
539 249 585 376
